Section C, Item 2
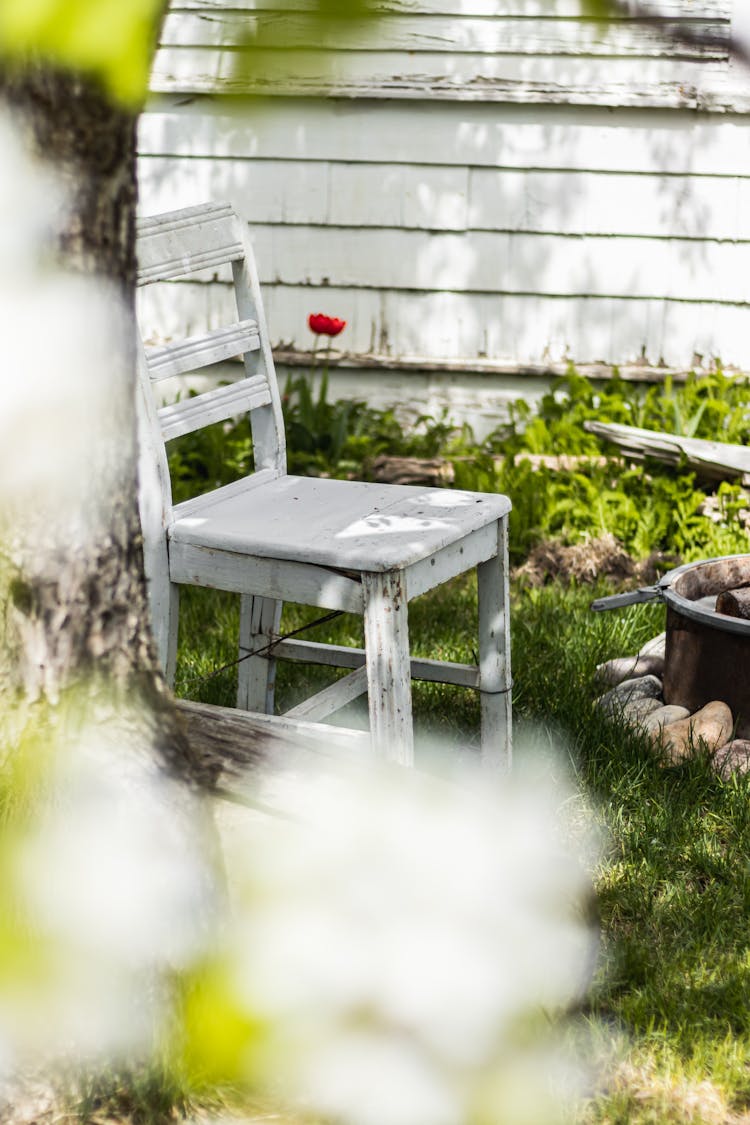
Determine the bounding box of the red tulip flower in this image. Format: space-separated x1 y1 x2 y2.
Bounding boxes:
308 313 346 337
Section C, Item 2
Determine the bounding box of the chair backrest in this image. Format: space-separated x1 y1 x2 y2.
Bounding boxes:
135 202 286 667
136 200 286 486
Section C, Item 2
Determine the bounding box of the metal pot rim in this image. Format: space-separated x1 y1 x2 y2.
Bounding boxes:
659 553 750 636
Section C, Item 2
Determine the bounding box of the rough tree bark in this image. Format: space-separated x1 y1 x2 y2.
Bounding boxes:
0 65 206 786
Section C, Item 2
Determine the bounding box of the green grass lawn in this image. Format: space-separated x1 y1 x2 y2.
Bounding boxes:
176 578 750 1125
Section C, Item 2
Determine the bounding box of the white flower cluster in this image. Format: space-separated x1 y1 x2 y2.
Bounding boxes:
0 112 132 548
0 718 596 1125
0 720 216 1070
219 753 596 1125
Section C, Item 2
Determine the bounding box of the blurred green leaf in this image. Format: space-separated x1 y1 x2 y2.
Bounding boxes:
225 0 383 94
0 0 384 105
579 0 621 20
0 0 167 103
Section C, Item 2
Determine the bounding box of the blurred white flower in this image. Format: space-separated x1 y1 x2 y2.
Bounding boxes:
0 715 217 1072
19 727 213 967
0 114 62 273
214 750 597 1125
0 110 132 547
0 107 216 1079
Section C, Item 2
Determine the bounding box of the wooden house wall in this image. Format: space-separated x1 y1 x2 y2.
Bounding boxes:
138 0 750 386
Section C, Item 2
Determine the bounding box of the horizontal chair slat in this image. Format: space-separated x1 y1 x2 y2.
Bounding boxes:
274 638 481 688
146 319 260 381
159 374 271 441
137 202 244 284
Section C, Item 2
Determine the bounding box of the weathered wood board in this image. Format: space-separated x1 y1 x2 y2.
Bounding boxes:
153 0 737 108
585 420 750 484
137 272 750 372
178 697 370 798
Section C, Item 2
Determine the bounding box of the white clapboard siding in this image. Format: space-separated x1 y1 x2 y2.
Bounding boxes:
137 280 750 370
140 155 750 241
151 50 729 108
152 0 739 109
244 225 750 304
138 97 750 367
160 13 727 58
171 0 731 16
468 169 749 240
136 277 238 345
140 2 750 376
262 286 750 367
139 100 750 178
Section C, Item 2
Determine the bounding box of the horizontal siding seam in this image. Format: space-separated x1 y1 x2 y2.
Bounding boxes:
141 92 750 123
166 5 728 21
155 277 750 308
137 152 750 182
247 222 750 245
155 46 729 63
145 82 750 114
270 352 737 382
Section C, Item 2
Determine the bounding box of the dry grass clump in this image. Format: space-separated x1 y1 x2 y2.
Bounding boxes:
514 533 678 588
585 1059 749 1125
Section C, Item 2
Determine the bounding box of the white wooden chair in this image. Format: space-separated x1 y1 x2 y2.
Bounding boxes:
136 202 512 766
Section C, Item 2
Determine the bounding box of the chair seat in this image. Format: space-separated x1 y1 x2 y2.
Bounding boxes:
171 474 511 573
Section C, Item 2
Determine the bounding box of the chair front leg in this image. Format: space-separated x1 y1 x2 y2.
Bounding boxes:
238 594 282 713
150 580 180 688
362 570 414 766
477 517 512 770
164 582 180 688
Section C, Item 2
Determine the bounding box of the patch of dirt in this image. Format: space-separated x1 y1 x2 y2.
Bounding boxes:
514 533 679 588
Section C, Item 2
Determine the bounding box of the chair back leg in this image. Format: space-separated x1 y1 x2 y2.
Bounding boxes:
477 519 512 769
238 594 282 713
362 570 414 765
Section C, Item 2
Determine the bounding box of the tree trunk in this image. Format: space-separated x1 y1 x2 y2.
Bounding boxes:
0 67 205 786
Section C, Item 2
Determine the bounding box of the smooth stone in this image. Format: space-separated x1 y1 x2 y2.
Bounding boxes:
639 632 666 660
644 704 691 734
658 701 734 764
622 697 663 726
596 653 665 687
713 739 750 779
595 675 663 717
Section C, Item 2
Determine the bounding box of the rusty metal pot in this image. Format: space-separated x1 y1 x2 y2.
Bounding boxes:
592 554 750 736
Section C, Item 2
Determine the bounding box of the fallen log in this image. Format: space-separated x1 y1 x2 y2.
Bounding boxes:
176 698 370 801
583 421 750 485
370 455 454 487
716 587 750 620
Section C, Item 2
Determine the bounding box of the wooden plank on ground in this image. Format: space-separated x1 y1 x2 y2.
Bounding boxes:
584 420 750 484
177 697 370 796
